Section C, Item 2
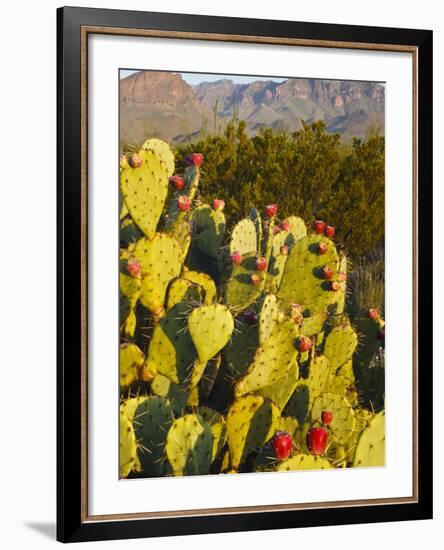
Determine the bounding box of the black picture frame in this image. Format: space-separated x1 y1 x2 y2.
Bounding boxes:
57 6 433 543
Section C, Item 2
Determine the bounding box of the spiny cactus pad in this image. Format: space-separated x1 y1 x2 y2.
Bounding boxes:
352 411 385 467
259 294 280 345
226 395 280 469
225 255 266 312
235 318 298 396
133 396 174 477
120 149 169 239
166 278 203 311
277 453 332 471
151 374 189 416
120 343 144 390
311 392 356 445
188 304 234 363
278 235 339 313
225 317 259 378
249 207 263 253
119 410 137 478
230 218 257 255
268 230 295 285
133 234 182 314
184 269 217 304
145 303 197 386
283 216 307 242
258 361 300 411
166 414 213 476
323 323 358 371
198 407 227 462
141 138 175 177
191 205 226 259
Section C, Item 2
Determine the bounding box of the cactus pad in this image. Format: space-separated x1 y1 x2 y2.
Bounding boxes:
225 255 265 312
258 361 300 411
283 216 307 242
133 396 174 477
226 395 280 469
235 318 298 396
151 374 189 416
120 343 144 390
166 414 213 476
191 205 226 259
188 304 234 363
311 392 356 445
198 407 227 461
184 269 217 304
133 234 182 314
141 138 175 177
323 323 358 371
120 149 169 239
230 218 257 255
166 278 203 311
352 411 385 467
259 294 280 345
277 453 332 471
119 411 137 478
278 235 339 314
268 230 294 285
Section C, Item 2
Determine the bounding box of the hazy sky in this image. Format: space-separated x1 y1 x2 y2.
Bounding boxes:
119 69 286 86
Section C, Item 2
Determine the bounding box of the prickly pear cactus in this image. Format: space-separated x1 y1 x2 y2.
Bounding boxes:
118 138 385 479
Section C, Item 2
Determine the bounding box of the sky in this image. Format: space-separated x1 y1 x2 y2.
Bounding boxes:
119 69 286 86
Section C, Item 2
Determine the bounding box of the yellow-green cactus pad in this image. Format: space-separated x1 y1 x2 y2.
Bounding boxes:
278 234 339 313
166 278 203 311
141 138 175 177
283 216 307 242
168 216 191 262
277 453 332 471
120 149 169 239
119 256 141 337
278 416 299 436
323 323 358 371
198 354 221 399
225 255 266 313
184 269 217 304
259 294 280 346
188 304 234 363
119 411 137 478
301 311 327 336
166 414 213 476
230 218 257 255
145 303 198 386
225 317 259 378
352 410 385 468
311 392 356 445
151 374 189 416
268 230 294 285
120 343 144 390
133 234 182 314
235 317 298 396
258 361 300 411
133 396 174 477
120 395 147 422
226 395 280 469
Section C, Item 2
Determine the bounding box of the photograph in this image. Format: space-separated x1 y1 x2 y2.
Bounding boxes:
118 69 386 479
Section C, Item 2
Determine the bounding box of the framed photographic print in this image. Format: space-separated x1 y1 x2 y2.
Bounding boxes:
57 6 433 543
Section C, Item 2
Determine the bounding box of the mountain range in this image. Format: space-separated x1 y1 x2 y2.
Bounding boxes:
120 71 385 145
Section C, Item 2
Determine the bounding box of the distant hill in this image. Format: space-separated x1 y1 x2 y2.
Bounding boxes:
120 71 385 145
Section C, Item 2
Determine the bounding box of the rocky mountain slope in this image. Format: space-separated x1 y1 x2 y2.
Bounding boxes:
120 71 384 145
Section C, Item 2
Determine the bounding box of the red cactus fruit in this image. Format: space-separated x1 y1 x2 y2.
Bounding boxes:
265 204 278 217
321 410 333 426
256 257 267 271
177 195 191 212
297 336 312 353
184 153 204 167
330 281 340 292
250 274 261 286
230 251 243 266
323 265 333 280
318 242 328 255
127 258 141 277
313 220 326 235
325 225 335 238
368 308 379 320
281 220 290 232
280 245 289 255
243 309 258 326
307 427 328 455
130 153 143 168
212 198 225 211
272 431 293 461
169 175 185 190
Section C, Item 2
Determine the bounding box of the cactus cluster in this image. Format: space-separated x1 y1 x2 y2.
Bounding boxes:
119 139 385 478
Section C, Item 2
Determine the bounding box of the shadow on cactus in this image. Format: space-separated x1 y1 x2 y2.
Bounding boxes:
119 139 385 479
